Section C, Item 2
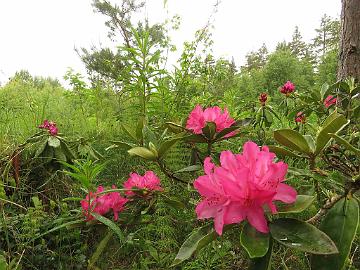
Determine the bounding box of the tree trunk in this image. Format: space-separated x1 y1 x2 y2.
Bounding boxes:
338 0 360 81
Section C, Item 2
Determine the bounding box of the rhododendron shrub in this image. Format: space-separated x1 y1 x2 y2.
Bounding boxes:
193 141 297 235
186 105 236 137
81 185 128 221
123 171 162 197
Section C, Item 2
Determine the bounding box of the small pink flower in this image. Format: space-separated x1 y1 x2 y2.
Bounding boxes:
38 119 58 136
280 81 295 96
123 171 163 197
186 105 236 137
193 141 297 235
259 93 268 105
80 185 128 221
295 112 306 124
48 125 58 136
324 95 337 108
38 119 50 129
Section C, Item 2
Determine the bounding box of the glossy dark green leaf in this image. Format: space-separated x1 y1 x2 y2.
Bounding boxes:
128 147 157 160
315 112 349 155
270 218 338 254
249 238 273 270
274 129 311 154
171 224 218 266
48 136 61 148
276 195 315 214
240 223 270 258
311 197 359 270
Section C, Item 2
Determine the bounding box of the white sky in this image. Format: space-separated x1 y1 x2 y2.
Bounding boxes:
0 0 341 86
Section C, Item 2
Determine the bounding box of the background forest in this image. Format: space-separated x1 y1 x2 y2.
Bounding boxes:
0 1 359 270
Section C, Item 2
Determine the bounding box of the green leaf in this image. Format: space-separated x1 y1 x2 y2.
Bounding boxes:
164 122 187 134
48 136 61 148
267 146 302 158
277 195 315 214
91 213 124 243
320 83 330 100
60 140 76 161
0 255 7 270
88 230 113 269
54 147 67 162
183 134 208 143
202 122 216 140
311 197 359 270
34 138 48 157
214 125 240 140
304 135 316 153
270 218 338 254
163 196 185 209
136 117 145 142
274 129 311 154
157 137 181 158
171 224 218 266
329 133 360 157
121 124 138 142
249 238 273 270
32 219 84 241
128 147 157 160
315 112 349 155
175 165 202 173
240 223 270 258
106 141 136 151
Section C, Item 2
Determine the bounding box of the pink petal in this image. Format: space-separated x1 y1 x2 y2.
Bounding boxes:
273 183 297 203
246 206 269 233
223 202 246 225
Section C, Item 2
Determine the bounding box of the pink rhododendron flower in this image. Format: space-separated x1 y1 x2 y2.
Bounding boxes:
81 185 128 221
295 112 306 124
324 95 337 108
259 93 268 106
186 105 236 137
280 81 295 96
193 141 297 235
123 171 162 197
38 119 58 136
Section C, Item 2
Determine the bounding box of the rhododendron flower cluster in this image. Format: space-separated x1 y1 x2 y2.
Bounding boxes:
186 105 236 136
280 81 295 96
193 141 297 235
38 119 58 136
295 112 306 124
324 95 337 108
123 171 162 197
259 93 268 105
81 185 128 221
